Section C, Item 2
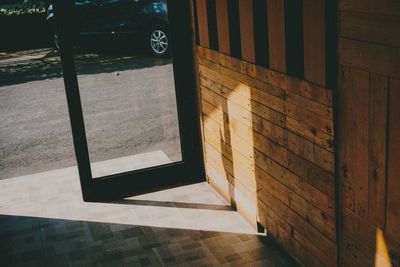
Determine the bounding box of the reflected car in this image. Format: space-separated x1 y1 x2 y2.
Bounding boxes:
46 0 170 56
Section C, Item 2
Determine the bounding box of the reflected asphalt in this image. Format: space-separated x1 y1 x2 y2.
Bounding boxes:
0 48 181 179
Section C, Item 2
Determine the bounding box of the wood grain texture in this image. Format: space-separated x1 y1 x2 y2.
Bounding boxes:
196 47 336 267
338 3 400 266
386 79 400 254
267 0 286 72
338 66 369 219
340 0 400 16
303 0 326 86
368 73 388 229
340 38 400 79
215 0 230 54
341 11 400 47
195 0 209 47
238 0 255 63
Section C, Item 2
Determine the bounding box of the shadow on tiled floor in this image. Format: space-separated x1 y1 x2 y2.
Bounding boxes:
0 215 299 267
0 166 299 266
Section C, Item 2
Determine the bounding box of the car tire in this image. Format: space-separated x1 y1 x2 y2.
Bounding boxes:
148 24 170 57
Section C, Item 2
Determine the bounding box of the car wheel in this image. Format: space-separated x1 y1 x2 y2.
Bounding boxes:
149 25 169 57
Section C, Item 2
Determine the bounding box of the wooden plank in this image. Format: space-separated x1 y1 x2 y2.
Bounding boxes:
254 149 335 217
285 90 333 120
198 64 253 99
287 132 335 172
303 0 326 86
195 0 209 47
340 230 374 267
204 141 256 194
258 202 329 267
198 46 334 107
251 100 286 127
215 0 230 54
287 151 335 199
200 86 252 126
340 38 400 79
286 116 334 152
370 0 400 16
256 186 337 260
252 113 288 147
267 0 286 72
341 11 400 47
284 101 334 136
202 102 253 143
287 78 333 107
256 166 336 242
253 131 288 167
205 162 257 206
386 79 400 254
340 0 400 16
338 66 369 219
238 0 255 63
368 73 388 229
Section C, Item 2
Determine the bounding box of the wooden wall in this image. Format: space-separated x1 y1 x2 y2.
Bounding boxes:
338 0 400 266
194 1 337 266
193 0 399 266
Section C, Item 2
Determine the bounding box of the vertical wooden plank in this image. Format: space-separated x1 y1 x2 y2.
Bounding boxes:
267 0 286 72
215 0 230 54
368 73 388 229
303 0 326 86
196 0 209 47
338 66 369 220
239 0 256 63
386 79 400 253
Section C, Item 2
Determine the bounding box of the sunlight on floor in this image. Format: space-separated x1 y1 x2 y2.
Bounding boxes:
0 166 257 235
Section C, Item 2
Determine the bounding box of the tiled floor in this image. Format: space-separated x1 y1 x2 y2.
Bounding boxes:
0 166 299 266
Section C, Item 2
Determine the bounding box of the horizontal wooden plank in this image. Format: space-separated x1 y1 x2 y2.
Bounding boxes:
256 166 336 242
287 151 335 199
286 77 333 107
254 149 335 217
252 113 288 147
339 0 400 16
257 188 336 261
200 86 252 126
253 131 288 167
284 101 334 136
341 11 400 47
340 38 400 79
286 116 334 152
204 141 256 195
198 46 334 107
199 62 334 135
205 164 258 226
258 203 330 267
287 132 335 172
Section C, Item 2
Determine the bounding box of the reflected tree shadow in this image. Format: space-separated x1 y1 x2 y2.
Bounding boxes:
0 45 171 87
